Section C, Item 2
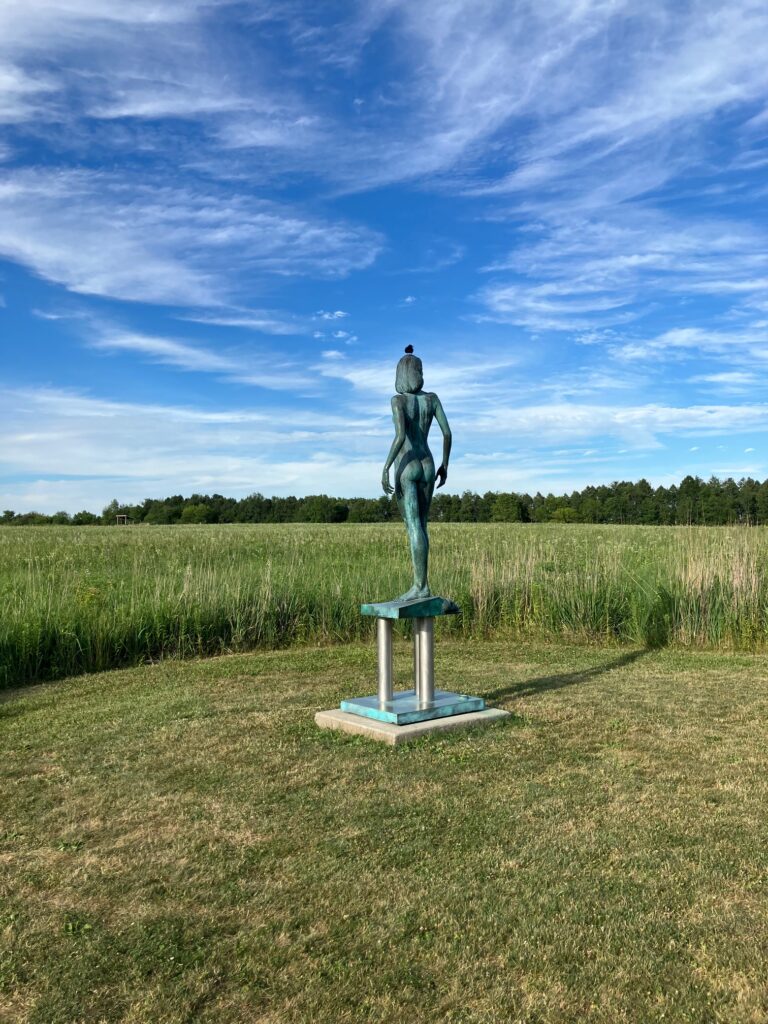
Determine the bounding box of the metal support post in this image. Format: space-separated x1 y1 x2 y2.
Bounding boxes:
415 617 435 704
376 618 394 703
413 619 421 698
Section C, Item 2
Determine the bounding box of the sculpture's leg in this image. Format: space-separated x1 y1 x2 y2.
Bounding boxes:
377 618 393 704
418 474 433 586
414 617 435 704
401 479 428 593
410 519 428 590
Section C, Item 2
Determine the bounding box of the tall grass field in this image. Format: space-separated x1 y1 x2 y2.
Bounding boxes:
3 522 768 687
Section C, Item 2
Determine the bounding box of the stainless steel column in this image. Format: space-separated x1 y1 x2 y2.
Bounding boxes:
413 618 421 698
377 617 394 703
416 617 435 704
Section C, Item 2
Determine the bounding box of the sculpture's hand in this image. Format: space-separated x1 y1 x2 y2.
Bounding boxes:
436 464 448 489
382 468 394 495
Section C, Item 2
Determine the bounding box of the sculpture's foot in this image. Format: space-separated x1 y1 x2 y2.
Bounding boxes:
396 585 431 602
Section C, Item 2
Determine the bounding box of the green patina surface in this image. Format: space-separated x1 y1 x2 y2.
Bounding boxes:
340 689 484 724
380 351 452 602
360 595 460 619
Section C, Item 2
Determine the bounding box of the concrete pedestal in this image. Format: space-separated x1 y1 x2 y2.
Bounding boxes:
316 707 510 746
317 595 507 742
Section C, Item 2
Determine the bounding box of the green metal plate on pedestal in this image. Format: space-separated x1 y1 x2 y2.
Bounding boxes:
360 595 460 618
341 689 484 725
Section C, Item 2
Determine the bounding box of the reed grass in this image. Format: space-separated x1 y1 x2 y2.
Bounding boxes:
3 523 768 687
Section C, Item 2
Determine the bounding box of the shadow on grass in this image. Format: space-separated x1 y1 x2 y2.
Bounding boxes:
483 648 650 704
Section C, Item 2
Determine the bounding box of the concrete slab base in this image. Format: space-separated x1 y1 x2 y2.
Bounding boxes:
315 706 511 745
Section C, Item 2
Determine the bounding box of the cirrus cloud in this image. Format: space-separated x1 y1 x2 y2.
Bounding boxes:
0 170 382 305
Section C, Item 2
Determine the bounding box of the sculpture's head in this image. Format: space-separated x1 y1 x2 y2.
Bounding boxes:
395 347 424 394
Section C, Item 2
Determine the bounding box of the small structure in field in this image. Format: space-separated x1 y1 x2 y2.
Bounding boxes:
115 515 131 525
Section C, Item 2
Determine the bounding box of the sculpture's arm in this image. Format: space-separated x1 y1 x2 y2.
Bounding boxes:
433 395 452 488
381 397 406 495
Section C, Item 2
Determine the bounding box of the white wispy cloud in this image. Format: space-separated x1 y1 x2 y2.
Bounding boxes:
689 370 760 394
609 325 768 365
5 384 768 512
473 401 768 450
476 279 638 332
0 60 54 122
31 309 73 321
217 113 323 152
87 78 255 122
314 350 522 407
177 310 306 335
476 210 768 331
90 332 237 374
0 170 382 304
0 0 332 212
282 0 637 189
0 0 260 123
386 4 766 337
1 386 374 431
466 3 768 196
3 0 767 199
88 329 315 391
0 384 383 511
250 0 766 198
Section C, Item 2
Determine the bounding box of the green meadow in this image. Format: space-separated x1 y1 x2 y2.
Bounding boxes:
3 522 768 688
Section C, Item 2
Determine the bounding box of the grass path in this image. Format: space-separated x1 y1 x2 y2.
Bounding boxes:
3 640 768 1022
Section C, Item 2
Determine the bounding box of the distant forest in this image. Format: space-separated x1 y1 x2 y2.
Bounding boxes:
6 475 768 526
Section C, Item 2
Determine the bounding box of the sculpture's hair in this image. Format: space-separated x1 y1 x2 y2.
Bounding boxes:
395 353 424 394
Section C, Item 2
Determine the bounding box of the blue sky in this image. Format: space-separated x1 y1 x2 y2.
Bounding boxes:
1 0 768 513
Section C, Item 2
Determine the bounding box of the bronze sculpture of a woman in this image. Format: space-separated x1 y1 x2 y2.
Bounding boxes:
314 346 503 739
381 347 452 601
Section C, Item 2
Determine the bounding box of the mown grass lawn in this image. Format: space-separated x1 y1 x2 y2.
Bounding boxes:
3 639 768 1023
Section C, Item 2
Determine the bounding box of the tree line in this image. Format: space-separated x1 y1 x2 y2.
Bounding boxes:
5 475 768 526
